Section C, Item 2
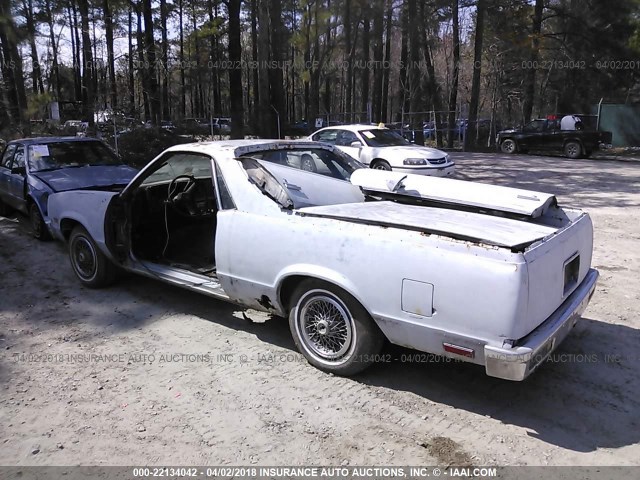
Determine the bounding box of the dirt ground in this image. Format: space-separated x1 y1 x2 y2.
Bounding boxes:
1 152 639 467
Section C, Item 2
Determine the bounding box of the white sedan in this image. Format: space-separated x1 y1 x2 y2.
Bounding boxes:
309 124 455 177
47 140 598 380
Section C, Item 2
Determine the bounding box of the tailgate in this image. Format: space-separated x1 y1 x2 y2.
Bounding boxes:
518 210 594 339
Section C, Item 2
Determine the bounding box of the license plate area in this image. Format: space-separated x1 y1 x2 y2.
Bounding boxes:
563 252 580 296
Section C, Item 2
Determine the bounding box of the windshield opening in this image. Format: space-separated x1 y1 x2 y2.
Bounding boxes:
241 147 362 181
240 157 294 209
239 147 366 209
360 129 411 147
28 141 122 172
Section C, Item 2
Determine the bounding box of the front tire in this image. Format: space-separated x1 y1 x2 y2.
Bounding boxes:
288 279 384 376
500 138 517 154
29 203 51 241
564 141 582 159
371 160 392 171
68 225 117 288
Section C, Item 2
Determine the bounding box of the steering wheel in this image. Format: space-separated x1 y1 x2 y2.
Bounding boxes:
167 174 204 217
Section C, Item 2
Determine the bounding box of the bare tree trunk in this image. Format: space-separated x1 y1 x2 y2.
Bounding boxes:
344 0 352 122
371 0 384 122
250 0 259 130
128 5 135 115
44 0 61 100
68 3 82 101
142 0 160 124
213 1 222 114
0 44 10 126
257 0 271 137
381 0 392 122
136 1 150 120
464 0 486 150
523 0 543 123
78 0 95 125
323 0 332 117
289 1 297 123
0 0 29 132
398 0 409 121
104 0 117 110
179 0 186 117
269 0 286 137
160 0 170 118
407 0 421 138
447 0 460 147
23 0 44 94
192 7 205 118
309 1 321 126
360 6 370 116
371 0 384 123
228 0 244 139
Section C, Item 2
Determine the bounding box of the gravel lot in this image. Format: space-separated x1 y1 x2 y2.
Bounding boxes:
1 152 639 467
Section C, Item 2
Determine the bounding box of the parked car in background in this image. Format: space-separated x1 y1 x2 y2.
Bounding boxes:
161 120 176 132
179 118 208 133
286 120 310 136
0 137 138 239
497 117 613 158
62 120 89 136
216 118 231 134
310 124 455 177
48 139 597 381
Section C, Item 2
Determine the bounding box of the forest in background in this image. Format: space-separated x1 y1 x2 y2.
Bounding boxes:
1 0 640 147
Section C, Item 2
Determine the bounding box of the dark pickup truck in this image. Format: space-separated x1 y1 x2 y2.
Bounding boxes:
497 118 612 158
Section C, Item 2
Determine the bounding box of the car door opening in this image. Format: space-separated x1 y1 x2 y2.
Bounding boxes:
129 153 218 276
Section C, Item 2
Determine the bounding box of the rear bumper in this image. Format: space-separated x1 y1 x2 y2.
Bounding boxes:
484 268 599 381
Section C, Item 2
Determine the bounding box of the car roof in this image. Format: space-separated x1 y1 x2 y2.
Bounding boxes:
7 137 102 146
163 139 337 159
316 124 385 133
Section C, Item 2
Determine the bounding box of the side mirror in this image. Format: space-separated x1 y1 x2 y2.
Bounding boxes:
350 141 363 148
11 166 26 176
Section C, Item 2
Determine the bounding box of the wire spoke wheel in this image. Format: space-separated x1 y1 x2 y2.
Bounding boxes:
68 226 117 288
299 293 354 361
289 280 384 375
70 235 98 281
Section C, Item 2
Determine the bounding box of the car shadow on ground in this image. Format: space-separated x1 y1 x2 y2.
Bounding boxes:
357 316 640 454
2 225 638 455
107 274 640 454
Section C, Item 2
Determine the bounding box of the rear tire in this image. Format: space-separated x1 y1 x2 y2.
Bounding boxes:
564 141 582 159
68 225 118 288
371 160 392 171
288 279 384 376
29 203 51 241
500 139 517 154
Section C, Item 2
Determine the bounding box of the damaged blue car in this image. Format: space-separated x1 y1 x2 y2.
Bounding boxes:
0 137 137 240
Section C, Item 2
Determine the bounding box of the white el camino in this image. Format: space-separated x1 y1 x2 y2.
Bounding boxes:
47 140 598 381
